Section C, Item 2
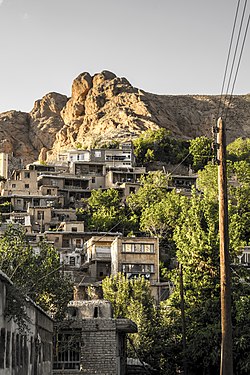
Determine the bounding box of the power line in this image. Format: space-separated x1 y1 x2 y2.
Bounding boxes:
222 0 248 117
217 0 241 119
225 11 250 121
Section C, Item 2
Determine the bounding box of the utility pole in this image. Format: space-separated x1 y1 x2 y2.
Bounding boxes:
217 117 233 375
179 263 187 375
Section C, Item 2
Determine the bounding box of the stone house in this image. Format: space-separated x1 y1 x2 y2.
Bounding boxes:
0 270 54 375
53 300 137 375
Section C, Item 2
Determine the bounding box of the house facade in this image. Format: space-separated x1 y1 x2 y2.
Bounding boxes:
0 270 54 375
53 300 137 375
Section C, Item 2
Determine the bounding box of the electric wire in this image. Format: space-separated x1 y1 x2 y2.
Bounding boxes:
225 10 250 122
217 0 241 119
222 0 248 118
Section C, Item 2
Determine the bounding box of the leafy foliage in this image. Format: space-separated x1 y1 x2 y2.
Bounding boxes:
133 128 190 166
102 273 162 370
78 188 137 234
189 136 213 172
227 137 250 162
0 225 73 323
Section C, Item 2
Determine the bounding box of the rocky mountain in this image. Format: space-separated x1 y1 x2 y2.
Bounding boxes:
1 70 250 165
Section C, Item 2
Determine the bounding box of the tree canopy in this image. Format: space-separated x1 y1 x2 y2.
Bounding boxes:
0 225 73 325
133 128 190 166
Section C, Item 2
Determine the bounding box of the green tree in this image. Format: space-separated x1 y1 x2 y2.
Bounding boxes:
0 225 73 322
102 273 162 371
80 188 137 234
227 137 250 162
127 171 170 213
189 136 213 172
160 184 250 374
133 128 190 166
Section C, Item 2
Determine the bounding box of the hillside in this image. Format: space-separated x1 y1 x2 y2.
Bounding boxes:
1 70 250 164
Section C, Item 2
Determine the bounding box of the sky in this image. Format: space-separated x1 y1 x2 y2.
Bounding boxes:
0 0 249 113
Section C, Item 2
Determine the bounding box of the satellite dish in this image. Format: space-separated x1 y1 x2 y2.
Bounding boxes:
145 273 150 279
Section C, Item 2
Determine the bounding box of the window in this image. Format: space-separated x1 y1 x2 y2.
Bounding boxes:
12 184 16 188
75 239 82 247
24 172 30 178
70 257 76 266
62 239 70 248
239 250 250 265
37 211 44 220
17 199 22 205
92 177 95 183
122 263 154 274
95 151 101 158
122 243 154 253
47 189 52 195
71 227 77 232
25 184 29 189
53 330 81 370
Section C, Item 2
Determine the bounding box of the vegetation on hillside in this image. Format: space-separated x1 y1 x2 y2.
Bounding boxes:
99 136 250 374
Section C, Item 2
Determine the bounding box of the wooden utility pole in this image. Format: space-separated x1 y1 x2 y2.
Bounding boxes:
217 117 233 375
179 263 187 375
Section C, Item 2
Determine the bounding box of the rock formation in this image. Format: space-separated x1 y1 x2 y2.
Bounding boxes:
1 70 250 164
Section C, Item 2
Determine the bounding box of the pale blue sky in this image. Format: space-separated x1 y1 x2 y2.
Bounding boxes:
0 0 249 112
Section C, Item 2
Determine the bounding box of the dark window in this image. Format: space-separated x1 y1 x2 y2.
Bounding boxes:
71 227 77 232
37 211 44 220
25 184 29 189
94 306 99 318
70 257 76 266
53 330 81 370
62 239 70 248
6 331 11 368
0 328 6 369
24 172 30 178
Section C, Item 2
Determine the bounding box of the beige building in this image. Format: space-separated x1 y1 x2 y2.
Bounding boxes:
111 236 160 301
83 236 118 281
1 169 39 197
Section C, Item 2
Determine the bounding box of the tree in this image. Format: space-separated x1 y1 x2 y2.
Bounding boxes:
0 225 73 323
159 182 250 374
79 188 137 234
127 171 170 213
102 273 162 371
189 136 213 172
133 128 190 166
227 137 250 162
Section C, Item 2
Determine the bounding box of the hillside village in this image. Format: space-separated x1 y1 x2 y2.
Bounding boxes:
1 131 250 375
0 138 199 375
0 72 250 375
0 140 196 298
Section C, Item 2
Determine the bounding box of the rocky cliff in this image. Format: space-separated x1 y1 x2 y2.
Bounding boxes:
1 70 250 164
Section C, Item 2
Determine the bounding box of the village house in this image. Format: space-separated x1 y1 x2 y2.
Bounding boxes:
83 235 118 282
111 236 160 301
53 300 137 375
0 270 53 375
